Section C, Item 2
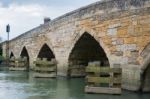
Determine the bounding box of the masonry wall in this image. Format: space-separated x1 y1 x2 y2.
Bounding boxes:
1 0 150 91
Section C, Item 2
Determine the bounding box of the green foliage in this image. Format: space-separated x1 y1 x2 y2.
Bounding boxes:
0 55 4 61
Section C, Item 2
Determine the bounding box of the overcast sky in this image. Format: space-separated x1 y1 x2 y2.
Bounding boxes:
0 0 99 41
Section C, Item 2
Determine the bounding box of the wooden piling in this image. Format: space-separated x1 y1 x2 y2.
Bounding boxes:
9 57 28 71
33 58 57 78
85 62 122 94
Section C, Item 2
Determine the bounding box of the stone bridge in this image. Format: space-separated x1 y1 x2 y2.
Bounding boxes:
1 0 150 92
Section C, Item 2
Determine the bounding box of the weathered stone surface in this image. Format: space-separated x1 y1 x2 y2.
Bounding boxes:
128 25 135 35
141 43 150 58
128 57 139 65
117 27 128 37
111 51 123 56
122 65 141 91
124 37 137 44
110 56 128 65
108 23 121 29
107 28 117 36
112 38 124 45
116 44 137 51
139 18 150 25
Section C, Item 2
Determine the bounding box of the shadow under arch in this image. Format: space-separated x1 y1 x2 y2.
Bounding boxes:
37 43 55 61
10 52 14 58
20 46 30 70
140 43 150 92
68 32 110 77
0 45 2 56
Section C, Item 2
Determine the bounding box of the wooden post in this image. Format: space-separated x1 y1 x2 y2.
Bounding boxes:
85 62 122 94
9 57 28 71
33 58 57 78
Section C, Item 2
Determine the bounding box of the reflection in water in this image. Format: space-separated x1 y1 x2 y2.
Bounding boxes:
0 71 149 99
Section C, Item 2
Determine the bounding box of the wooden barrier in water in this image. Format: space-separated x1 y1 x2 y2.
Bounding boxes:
85 62 122 94
9 57 28 71
68 65 86 77
33 58 57 78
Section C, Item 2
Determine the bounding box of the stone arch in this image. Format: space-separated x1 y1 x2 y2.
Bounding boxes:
68 28 110 65
68 31 110 77
140 43 150 92
37 43 55 61
20 46 30 69
10 52 14 58
141 43 150 71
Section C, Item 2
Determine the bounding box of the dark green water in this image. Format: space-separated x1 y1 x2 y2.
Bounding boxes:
0 70 150 99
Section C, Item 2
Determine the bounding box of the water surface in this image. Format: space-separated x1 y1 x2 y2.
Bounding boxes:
0 70 150 99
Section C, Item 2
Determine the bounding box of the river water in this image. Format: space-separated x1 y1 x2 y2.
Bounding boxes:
0 70 150 99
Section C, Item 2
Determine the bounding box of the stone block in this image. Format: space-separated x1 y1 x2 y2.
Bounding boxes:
110 56 128 65
139 18 150 25
103 38 112 45
142 25 150 32
134 25 142 33
122 65 141 91
108 23 121 29
116 44 137 51
123 51 131 57
109 46 117 52
98 32 106 37
124 37 136 44
132 20 138 25
117 27 128 36
111 51 123 56
128 25 135 35
107 28 117 36
131 50 139 57
128 57 139 65
141 44 150 58
112 38 124 45
137 36 150 47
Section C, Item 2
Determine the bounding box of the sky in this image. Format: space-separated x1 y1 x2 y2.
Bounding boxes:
0 0 100 41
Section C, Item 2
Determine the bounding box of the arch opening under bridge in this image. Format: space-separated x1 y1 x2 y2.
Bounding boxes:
20 46 30 70
68 32 110 77
37 43 55 61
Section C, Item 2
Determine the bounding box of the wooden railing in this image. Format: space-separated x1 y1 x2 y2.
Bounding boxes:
33 58 57 78
85 63 122 94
